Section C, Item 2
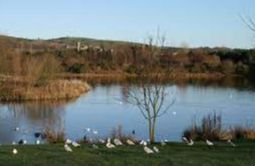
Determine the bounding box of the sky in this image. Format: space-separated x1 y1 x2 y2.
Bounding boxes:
0 0 255 48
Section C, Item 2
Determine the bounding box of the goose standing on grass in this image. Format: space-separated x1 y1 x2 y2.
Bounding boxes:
126 139 135 145
106 138 115 149
92 144 99 149
227 139 236 147
187 139 194 146
206 139 214 146
12 149 18 155
36 140 40 145
153 146 160 153
99 139 105 144
182 136 189 143
144 146 154 154
64 144 73 152
72 141 80 147
160 140 166 146
140 140 147 146
65 139 72 144
113 138 123 146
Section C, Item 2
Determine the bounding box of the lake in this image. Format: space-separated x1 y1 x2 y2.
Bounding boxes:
0 78 255 144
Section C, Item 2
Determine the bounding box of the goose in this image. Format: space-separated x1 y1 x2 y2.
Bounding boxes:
144 146 154 154
113 138 123 146
92 144 99 149
182 136 189 143
86 128 91 132
14 127 20 131
36 140 40 145
99 139 105 144
65 139 72 144
23 140 27 144
106 138 115 149
126 139 135 145
64 144 73 152
227 139 236 147
206 139 214 146
160 140 166 146
140 140 147 146
153 146 160 153
12 149 18 155
72 141 80 147
187 139 194 146
12 141 16 145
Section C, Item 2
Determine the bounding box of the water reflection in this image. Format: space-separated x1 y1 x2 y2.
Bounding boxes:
0 101 68 144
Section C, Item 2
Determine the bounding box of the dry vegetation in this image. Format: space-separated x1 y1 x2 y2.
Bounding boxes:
0 42 90 101
183 112 255 141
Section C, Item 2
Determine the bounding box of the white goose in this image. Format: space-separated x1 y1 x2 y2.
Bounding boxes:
160 140 166 146
65 139 72 144
72 141 80 147
182 136 189 143
36 140 40 145
126 139 135 145
99 139 105 144
92 144 99 149
153 146 160 153
187 139 194 146
227 139 236 147
64 144 73 152
206 139 214 146
12 148 18 155
113 138 123 146
106 138 115 149
144 146 154 154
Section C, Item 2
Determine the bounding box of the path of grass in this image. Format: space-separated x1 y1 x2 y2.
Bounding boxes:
0 142 254 166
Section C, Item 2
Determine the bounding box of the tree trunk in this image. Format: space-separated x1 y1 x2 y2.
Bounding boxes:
148 119 155 143
150 118 157 143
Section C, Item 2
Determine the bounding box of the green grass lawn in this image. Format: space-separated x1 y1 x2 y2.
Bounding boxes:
0 142 254 166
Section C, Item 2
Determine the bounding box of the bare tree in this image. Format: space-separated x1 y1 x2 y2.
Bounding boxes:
126 34 175 142
127 79 175 142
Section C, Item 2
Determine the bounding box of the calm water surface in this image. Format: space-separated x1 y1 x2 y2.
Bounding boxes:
0 79 255 144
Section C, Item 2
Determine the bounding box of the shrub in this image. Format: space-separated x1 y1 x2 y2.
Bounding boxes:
43 127 65 144
183 112 222 141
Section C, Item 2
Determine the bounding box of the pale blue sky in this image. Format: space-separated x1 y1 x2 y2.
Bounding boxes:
0 0 254 48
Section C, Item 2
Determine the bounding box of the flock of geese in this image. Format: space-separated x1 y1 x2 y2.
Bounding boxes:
181 136 236 147
10 126 237 155
62 136 236 154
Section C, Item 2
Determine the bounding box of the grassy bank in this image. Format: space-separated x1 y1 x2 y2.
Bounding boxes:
0 142 254 166
0 80 90 101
